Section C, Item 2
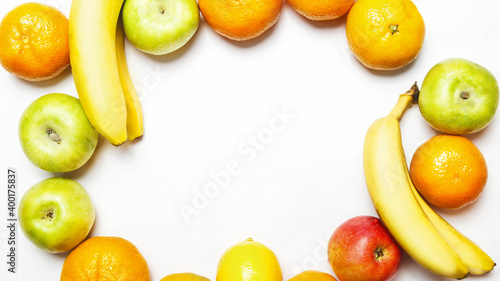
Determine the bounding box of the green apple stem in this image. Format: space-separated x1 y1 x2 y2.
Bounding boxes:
460 92 470 99
41 208 54 220
46 128 61 144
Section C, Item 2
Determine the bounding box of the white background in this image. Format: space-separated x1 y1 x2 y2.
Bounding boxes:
1 0 500 280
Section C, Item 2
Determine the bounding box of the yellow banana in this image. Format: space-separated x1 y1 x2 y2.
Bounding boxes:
406 170 496 274
69 0 128 146
363 83 469 279
116 16 144 141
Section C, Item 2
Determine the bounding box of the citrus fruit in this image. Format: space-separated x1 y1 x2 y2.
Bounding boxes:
216 238 282 281
0 2 70 81
160 273 211 281
345 0 425 70
198 0 281 41
60 236 150 280
288 270 338 281
410 135 488 209
286 0 354 21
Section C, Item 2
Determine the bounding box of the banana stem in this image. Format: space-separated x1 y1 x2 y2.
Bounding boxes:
388 82 419 121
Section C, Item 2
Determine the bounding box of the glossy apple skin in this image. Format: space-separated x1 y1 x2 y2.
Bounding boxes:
328 216 401 281
122 0 199 55
18 177 95 253
419 58 499 134
18 93 98 173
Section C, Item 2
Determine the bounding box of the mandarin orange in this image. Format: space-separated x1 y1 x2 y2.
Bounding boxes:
60 236 150 281
410 135 488 209
160 273 211 281
288 270 338 281
198 0 281 41
345 0 425 70
287 0 354 21
0 2 70 81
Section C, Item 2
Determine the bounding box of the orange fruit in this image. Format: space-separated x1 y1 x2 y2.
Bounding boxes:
410 135 488 209
198 0 281 41
288 270 338 281
60 236 150 280
345 0 425 70
286 0 354 21
0 2 70 81
160 273 211 281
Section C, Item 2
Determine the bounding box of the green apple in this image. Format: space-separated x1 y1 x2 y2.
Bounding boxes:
122 0 199 55
419 58 499 134
18 93 98 173
18 177 95 253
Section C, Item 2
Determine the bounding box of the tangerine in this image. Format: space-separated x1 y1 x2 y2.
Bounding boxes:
60 236 150 280
0 2 70 81
288 270 338 281
286 0 354 21
198 0 281 41
410 135 488 209
345 0 425 70
160 273 211 281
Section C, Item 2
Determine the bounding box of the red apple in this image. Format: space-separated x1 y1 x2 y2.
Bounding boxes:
327 216 401 281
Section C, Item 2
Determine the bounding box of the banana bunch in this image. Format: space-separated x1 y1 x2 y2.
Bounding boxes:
69 0 143 146
363 83 495 279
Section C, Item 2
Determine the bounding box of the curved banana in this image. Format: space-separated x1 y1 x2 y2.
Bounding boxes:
116 16 144 141
407 170 496 274
69 0 128 146
363 84 469 279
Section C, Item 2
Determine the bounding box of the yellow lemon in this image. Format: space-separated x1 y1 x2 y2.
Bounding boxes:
288 270 338 281
160 273 211 281
216 238 282 281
